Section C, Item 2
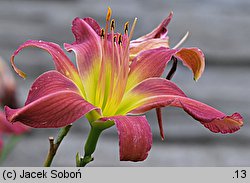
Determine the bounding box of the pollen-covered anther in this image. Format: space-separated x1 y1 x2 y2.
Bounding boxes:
113 35 117 43
106 7 112 21
101 29 105 38
118 34 122 44
124 22 129 34
111 19 115 30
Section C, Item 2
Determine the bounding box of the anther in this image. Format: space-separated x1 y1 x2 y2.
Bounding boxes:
113 35 117 43
124 22 129 34
111 19 115 30
106 7 112 22
118 34 122 44
101 29 105 38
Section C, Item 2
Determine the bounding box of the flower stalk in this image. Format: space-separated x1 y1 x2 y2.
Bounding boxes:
77 111 114 167
43 124 72 167
166 57 178 80
77 126 103 167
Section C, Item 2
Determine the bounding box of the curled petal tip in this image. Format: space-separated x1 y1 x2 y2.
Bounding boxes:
193 75 199 82
230 112 243 126
4 105 14 122
10 55 27 79
1 109 30 134
175 47 205 81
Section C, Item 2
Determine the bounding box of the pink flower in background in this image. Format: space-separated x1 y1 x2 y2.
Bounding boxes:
0 110 29 153
0 57 29 154
5 8 243 162
0 57 18 108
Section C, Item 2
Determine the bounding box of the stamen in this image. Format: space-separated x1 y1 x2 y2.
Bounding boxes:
122 17 137 61
105 7 112 41
110 19 115 30
100 28 105 38
123 17 137 55
124 22 129 34
172 31 189 49
113 35 117 43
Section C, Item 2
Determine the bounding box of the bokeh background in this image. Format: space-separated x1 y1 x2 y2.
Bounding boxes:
0 0 249 166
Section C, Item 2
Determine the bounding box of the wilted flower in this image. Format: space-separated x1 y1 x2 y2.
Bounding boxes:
5 8 243 162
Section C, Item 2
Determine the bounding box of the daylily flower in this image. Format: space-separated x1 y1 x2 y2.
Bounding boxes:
5 8 243 162
72 12 205 140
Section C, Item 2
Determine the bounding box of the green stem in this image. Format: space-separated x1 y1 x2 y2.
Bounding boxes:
85 110 101 123
77 126 102 167
43 124 72 167
76 111 114 167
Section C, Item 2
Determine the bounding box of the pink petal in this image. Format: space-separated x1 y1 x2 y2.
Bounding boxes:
64 17 102 102
83 17 102 35
126 47 177 91
0 110 29 135
5 91 99 128
133 11 173 42
5 71 100 128
175 47 205 81
121 78 243 134
118 78 186 114
129 12 173 60
129 37 170 60
11 40 79 81
102 115 152 161
25 71 81 105
178 98 243 133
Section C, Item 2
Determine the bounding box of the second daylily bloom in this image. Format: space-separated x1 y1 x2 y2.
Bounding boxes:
5 9 243 162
